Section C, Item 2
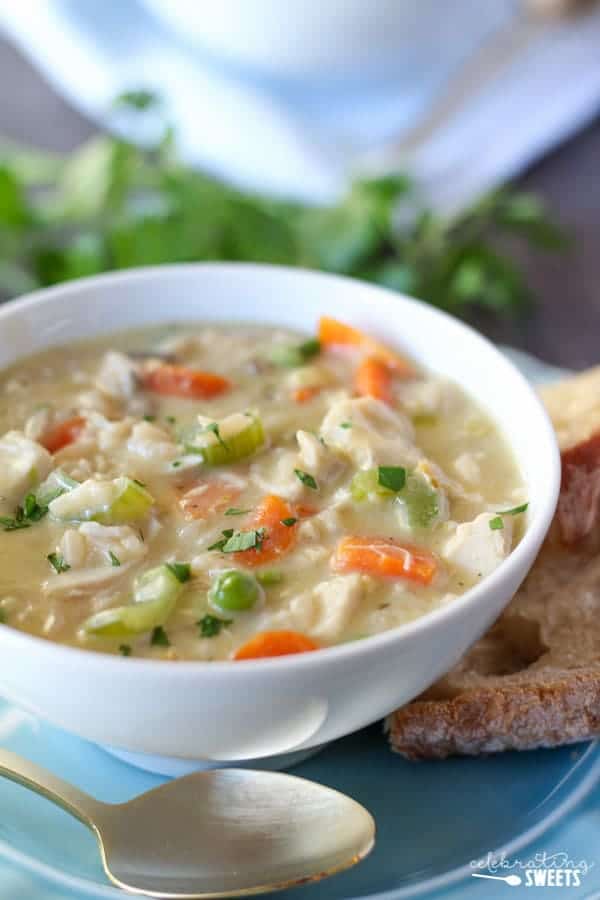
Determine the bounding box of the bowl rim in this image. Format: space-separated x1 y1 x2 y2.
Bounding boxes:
0 262 561 674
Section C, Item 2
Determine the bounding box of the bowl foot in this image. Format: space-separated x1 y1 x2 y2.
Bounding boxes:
101 743 327 776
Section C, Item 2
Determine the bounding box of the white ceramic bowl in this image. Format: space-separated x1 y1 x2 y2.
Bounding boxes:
0 264 559 771
142 0 511 82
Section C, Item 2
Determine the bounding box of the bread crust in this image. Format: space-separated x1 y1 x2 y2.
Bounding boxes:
388 671 600 759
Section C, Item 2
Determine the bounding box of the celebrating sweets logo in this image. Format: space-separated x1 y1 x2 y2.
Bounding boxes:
470 851 595 889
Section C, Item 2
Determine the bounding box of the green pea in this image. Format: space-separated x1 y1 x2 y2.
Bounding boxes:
208 569 262 613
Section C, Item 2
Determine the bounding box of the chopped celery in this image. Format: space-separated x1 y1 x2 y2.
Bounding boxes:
83 596 172 637
351 466 440 529
397 473 440 529
351 468 399 502
95 477 154 525
35 469 79 507
83 564 183 636
183 412 264 466
49 476 154 524
134 564 182 606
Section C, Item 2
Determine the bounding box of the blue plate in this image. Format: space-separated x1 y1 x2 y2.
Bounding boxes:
0 700 599 899
2 349 599 899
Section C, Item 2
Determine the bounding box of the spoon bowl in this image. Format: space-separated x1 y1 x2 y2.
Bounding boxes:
0 750 375 898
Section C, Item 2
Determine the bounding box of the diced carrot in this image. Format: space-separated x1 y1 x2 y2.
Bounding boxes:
234 494 297 568
234 630 319 660
142 364 231 399
319 316 366 349
179 481 241 520
40 416 86 454
332 535 438 585
293 386 320 404
354 356 393 404
318 316 414 377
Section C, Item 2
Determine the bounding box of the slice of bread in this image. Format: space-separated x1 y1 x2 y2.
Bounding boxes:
388 368 600 759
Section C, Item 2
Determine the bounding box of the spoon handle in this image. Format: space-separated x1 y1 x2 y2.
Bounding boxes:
0 748 102 828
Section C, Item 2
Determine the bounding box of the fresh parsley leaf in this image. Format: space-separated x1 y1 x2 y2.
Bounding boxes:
197 614 232 638
23 493 42 520
270 337 321 368
143 414 156 422
339 422 352 429
166 416 177 425
150 625 170 647
132 478 147 488
109 551 121 567
224 507 252 516
497 503 529 516
294 469 318 490
0 95 565 325
377 466 406 492
119 644 132 657
207 528 235 552
47 552 71 573
489 516 504 531
221 528 266 553
114 89 160 111
281 517 297 527
0 516 30 532
204 422 228 450
0 493 49 531
166 561 191 583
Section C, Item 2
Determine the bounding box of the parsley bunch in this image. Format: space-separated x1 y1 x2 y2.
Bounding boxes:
0 91 566 317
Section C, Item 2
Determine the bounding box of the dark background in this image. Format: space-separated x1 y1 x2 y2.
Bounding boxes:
1 37 598 370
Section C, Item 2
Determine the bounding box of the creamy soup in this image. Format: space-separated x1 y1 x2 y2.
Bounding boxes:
0 317 526 660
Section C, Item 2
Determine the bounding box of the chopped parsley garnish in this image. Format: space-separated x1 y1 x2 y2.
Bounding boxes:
171 460 182 468
0 492 49 532
166 416 177 425
208 528 266 553
270 337 321 368
47 552 71 573
109 551 121 567
166 561 191 583
0 515 30 532
339 422 352 429
208 529 234 551
294 469 318 490
197 614 232 638
132 479 147 488
489 516 504 531
224 528 265 553
377 466 407 492
224 507 252 516
23 493 47 521
143 415 156 422
204 422 228 450
119 644 132 657
151 625 170 647
281 517 297 527
497 502 529 516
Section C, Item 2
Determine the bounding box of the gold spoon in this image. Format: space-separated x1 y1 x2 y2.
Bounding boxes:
0 749 375 898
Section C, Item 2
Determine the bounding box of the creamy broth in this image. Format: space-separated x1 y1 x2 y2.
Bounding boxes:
0 320 526 660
